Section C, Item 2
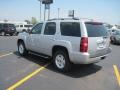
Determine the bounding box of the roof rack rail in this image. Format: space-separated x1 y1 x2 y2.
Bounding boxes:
48 17 79 21
48 18 94 21
79 18 94 21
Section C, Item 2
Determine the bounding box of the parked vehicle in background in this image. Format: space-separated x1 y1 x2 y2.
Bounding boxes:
0 23 16 36
16 24 33 34
108 29 118 36
111 30 120 44
17 18 111 72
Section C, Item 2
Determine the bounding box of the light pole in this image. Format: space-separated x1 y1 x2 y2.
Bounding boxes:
44 4 46 21
48 4 50 20
42 0 53 21
58 8 60 19
38 0 42 21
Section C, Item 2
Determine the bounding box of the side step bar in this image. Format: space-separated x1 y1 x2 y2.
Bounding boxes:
29 51 51 59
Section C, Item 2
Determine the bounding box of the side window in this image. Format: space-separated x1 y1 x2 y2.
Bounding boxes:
60 22 81 37
20 25 23 27
0 24 2 30
16 25 19 28
44 22 56 35
3 24 8 28
31 23 43 34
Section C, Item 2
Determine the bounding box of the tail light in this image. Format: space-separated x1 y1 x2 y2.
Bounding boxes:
80 37 88 52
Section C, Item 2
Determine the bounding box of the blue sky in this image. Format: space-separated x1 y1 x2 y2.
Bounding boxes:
0 0 120 24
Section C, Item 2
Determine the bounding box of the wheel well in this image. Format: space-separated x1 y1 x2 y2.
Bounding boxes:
17 39 24 45
52 46 69 56
22 29 26 32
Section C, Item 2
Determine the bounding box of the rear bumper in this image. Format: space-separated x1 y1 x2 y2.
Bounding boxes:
69 47 112 64
5 30 16 34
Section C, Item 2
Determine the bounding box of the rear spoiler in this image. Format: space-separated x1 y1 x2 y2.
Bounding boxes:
85 22 103 25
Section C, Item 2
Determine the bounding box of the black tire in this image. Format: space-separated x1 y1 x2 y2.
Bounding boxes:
18 41 28 56
110 40 113 44
53 50 72 72
22 29 26 32
10 34 13 36
113 38 117 44
16 32 19 36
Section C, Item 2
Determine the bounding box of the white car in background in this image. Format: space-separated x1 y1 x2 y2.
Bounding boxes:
111 30 120 44
16 24 33 34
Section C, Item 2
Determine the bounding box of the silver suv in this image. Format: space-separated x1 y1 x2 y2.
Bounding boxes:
17 18 111 72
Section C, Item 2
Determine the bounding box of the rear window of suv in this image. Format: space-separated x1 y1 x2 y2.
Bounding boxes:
9 24 15 27
0 24 2 29
60 22 81 37
3 24 8 28
8 24 16 30
85 22 108 37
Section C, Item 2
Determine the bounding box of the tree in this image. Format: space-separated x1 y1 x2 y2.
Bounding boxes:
4 19 8 22
24 20 31 24
31 17 38 25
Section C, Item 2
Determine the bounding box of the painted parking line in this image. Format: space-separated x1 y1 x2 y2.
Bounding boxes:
0 52 13 58
7 63 50 90
113 65 120 86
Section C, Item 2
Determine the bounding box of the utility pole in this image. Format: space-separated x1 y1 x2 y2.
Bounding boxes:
58 8 60 19
48 4 50 20
44 4 46 21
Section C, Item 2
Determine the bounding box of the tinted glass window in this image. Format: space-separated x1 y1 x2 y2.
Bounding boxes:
20 25 23 27
31 23 43 34
0 24 2 30
44 22 56 35
9 24 16 29
3 24 8 28
24 25 32 27
16 25 19 27
60 22 81 37
85 22 108 37
9 24 15 27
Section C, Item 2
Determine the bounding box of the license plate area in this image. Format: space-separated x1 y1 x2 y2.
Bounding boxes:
97 38 107 49
98 42 105 48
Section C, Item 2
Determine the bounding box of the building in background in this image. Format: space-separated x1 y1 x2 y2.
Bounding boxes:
0 20 27 25
0 20 33 34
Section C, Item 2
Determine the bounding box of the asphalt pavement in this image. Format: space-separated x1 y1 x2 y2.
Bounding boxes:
0 36 120 90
